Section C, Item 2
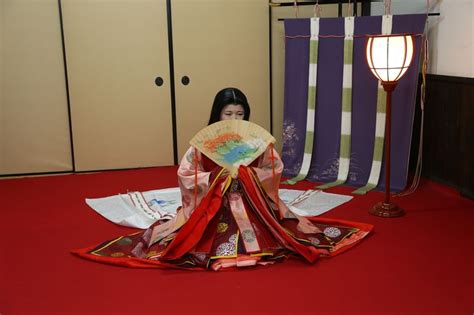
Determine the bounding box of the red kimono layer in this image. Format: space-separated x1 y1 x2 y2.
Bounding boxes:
73 149 373 271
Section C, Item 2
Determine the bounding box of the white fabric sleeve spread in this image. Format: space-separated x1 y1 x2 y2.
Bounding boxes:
86 188 352 229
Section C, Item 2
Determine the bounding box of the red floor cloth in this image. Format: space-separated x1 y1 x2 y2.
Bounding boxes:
1 166 473 315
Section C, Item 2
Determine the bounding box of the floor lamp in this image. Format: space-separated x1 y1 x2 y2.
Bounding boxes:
366 34 415 217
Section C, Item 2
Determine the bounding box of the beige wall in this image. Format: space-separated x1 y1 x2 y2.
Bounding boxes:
62 0 174 171
0 0 72 175
371 0 474 78
428 0 473 77
173 0 270 159
0 0 271 175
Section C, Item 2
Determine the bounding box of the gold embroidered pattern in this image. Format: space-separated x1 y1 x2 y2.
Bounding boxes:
217 223 229 233
145 251 158 258
111 252 125 257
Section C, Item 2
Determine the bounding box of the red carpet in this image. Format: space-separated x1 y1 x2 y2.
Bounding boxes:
1 166 473 315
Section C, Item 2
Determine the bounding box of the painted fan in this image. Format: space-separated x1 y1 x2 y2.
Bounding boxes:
190 120 276 176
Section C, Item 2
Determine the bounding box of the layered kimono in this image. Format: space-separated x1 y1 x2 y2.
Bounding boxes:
73 146 372 270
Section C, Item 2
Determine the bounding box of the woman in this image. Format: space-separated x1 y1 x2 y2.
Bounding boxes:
208 87 249 124
73 88 372 270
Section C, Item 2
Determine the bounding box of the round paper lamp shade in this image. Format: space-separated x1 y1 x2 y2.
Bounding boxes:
366 34 414 83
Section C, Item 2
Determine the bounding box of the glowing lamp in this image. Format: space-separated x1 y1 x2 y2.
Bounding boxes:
366 34 415 218
367 34 414 84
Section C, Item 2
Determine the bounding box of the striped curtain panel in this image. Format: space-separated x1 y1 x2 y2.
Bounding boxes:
317 16 355 190
352 15 393 194
281 14 427 192
284 17 320 185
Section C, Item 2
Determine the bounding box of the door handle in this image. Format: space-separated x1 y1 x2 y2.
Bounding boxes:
155 76 164 87
181 76 190 86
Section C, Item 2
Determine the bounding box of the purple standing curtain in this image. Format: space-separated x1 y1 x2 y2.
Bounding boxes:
281 14 427 191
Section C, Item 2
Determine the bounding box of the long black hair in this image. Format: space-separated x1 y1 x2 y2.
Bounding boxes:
208 87 251 125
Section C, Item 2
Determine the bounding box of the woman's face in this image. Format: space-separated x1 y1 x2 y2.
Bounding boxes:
219 104 245 121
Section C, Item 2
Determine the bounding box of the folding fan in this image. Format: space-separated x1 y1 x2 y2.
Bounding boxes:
190 120 276 176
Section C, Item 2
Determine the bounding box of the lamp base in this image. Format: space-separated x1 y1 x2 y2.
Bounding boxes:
370 202 405 218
